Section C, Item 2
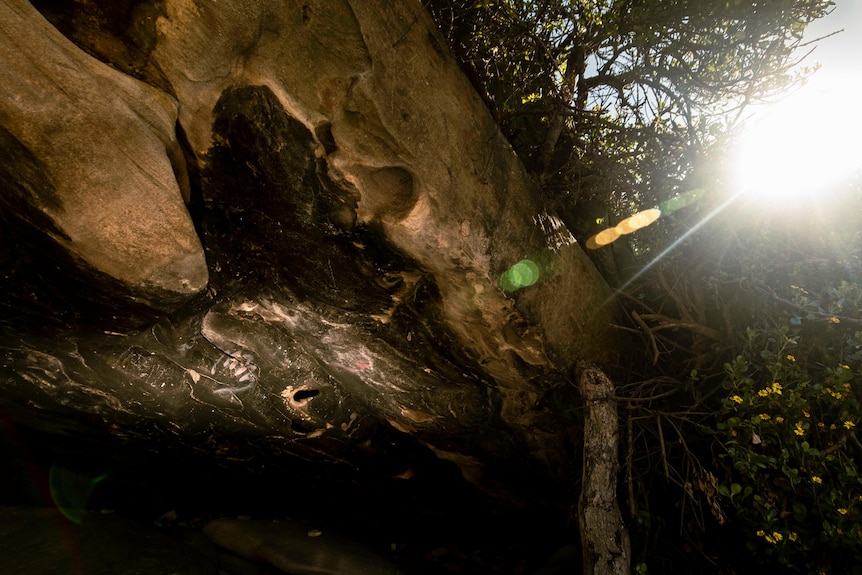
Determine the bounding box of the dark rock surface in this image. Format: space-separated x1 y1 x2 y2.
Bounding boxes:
0 507 216 575
203 518 401 575
0 417 579 574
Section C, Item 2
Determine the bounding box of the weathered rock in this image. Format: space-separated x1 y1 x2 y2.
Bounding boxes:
0 0 624 508
144 0 622 482
147 0 620 372
203 518 401 575
0 0 207 312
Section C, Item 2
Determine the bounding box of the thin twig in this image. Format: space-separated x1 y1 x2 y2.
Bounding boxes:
657 414 670 480
638 313 725 342
631 310 660 364
821 434 847 457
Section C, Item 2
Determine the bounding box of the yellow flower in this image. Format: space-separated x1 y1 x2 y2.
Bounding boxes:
759 413 770 421
830 424 837 430
818 422 826 428
771 382 782 394
789 532 798 542
765 534 776 544
730 395 743 404
812 476 823 484
839 508 849 515
845 420 856 430
772 532 783 541
794 422 805 436
756 530 765 537
775 416 785 423
786 355 796 362
758 389 770 397
803 410 810 418
828 316 841 324
841 364 850 370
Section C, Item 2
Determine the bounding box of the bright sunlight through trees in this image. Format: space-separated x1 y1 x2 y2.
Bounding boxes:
733 77 860 203
732 1 861 206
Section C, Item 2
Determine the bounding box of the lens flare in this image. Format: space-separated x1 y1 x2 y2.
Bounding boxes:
49 465 108 524
658 189 705 215
586 227 621 250
616 208 661 234
585 189 705 250
499 259 540 291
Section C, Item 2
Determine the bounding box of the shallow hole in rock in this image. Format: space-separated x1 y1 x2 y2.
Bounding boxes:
294 388 320 403
290 420 315 434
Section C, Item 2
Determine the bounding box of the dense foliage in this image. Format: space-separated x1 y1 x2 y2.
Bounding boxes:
604 181 862 573
706 184 862 573
425 0 831 219
426 1 862 573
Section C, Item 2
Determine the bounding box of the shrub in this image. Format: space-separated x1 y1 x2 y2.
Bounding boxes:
716 282 862 572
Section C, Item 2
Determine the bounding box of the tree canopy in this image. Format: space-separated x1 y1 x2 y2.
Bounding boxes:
427 0 832 226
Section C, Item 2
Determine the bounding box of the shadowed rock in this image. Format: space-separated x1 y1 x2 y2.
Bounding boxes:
0 0 624 507
203 518 401 575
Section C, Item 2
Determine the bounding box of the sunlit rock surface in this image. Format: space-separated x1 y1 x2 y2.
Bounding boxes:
0 0 207 310
0 0 623 512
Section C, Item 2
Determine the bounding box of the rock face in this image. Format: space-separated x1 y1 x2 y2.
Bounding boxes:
0 0 207 311
0 0 623 504
202 518 401 575
149 0 619 369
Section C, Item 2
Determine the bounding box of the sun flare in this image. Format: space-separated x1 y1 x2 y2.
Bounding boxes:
732 76 861 205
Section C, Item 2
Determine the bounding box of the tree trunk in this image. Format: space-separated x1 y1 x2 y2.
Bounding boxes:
578 361 631 575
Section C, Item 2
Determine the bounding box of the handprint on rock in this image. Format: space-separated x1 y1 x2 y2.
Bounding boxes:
211 350 258 397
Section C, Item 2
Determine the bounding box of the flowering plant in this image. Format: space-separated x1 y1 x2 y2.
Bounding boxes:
715 283 862 572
